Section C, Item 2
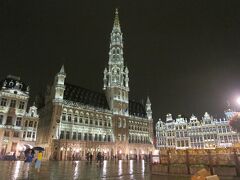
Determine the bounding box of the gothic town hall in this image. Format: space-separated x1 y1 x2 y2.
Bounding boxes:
37 9 154 160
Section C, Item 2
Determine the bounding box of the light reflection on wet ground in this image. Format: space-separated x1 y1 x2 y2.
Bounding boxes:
0 160 150 180
0 160 189 180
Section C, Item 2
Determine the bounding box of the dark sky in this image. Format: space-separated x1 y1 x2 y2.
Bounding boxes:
1 0 240 123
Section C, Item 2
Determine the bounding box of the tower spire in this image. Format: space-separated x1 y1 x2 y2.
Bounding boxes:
113 8 120 29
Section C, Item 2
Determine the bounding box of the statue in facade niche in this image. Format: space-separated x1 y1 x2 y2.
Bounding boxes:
2 80 7 88
26 86 30 92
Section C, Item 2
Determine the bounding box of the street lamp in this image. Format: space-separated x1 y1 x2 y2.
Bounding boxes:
237 97 240 106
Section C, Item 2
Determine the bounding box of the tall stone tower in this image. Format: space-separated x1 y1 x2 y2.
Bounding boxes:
53 65 66 103
104 9 129 116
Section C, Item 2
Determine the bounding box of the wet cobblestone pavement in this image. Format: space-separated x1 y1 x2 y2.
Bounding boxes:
0 160 146 180
0 160 189 180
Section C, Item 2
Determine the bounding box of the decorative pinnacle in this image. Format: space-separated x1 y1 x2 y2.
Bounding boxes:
146 96 151 104
114 8 120 28
60 64 65 74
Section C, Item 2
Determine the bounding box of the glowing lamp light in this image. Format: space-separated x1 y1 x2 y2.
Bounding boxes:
119 150 122 154
237 97 240 105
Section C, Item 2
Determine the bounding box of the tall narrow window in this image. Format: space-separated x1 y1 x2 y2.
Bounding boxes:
19 101 25 109
16 117 22 126
32 132 36 139
72 132 77 140
0 98 7 106
29 121 33 127
23 131 26 138
62 113 66 121
34 122 37 128
60 131 64 139
74 115 78 123
6 116 12 125
25 120 28 127
79 115 83 123
78 133 82 140
66 131 70 139
27 132 32 138
10 100 16 108
67 114 72 122
84 133 87 141
0 115 3 124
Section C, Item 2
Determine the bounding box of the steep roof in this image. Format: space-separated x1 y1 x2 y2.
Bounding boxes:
64 82 146 118
64 83 109 110
129 100 146 118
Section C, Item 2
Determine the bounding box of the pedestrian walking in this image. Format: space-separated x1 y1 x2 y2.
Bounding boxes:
34 150 43 173
23 149 34 178
90 153 93 162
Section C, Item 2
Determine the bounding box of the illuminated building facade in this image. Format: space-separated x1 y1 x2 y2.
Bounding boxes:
156 110 239 149
37 9 154 160
0 75 39 156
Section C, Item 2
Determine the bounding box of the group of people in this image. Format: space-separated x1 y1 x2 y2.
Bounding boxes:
84 152 104 165
24 149 43 174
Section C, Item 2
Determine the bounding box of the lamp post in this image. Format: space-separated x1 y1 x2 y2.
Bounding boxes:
236 97 240 111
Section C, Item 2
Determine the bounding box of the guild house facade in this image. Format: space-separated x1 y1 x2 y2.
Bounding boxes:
37 9 154 160
156 110 239 149
0 75 39 157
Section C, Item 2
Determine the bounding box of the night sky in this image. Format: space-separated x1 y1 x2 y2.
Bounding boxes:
1 1 240 123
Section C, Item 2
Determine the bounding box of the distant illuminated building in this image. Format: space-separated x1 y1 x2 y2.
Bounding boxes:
156 110 239 149
0 75 39 156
